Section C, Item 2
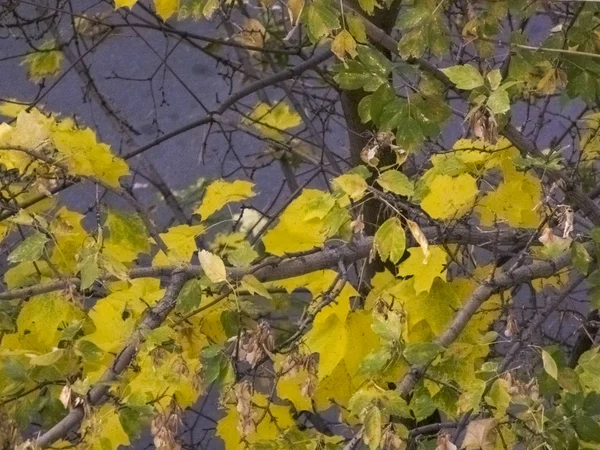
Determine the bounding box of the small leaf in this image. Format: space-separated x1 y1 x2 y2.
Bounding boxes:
572 242 591 275
8 230 49 264
487 89 510 115
331 30 358 60
376 170 414 196
334 173 368 200
486 69 502 90
542 349 558 380
406 220 430 261
441 64 484 90
363 406 382 450
241 274 272 299
29 349 66 366
403 342 444 365
347 15 367 43
199 250 227 284
374 217 406 264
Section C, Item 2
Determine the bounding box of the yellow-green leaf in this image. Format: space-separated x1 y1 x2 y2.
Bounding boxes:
196 179 255 219
376 169 414 197
22 42 63 82
334 173 368 200
374 217 406 264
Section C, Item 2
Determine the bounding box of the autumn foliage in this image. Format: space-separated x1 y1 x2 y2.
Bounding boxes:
3 1 600 450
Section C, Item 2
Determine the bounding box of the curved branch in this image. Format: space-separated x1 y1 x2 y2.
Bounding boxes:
1 225 533 301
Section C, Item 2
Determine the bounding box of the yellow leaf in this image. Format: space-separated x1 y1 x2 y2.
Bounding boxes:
21 42 63 82
84 279 163 354
331 30 358 60
0 292 85 354
51 118 130 188
216 395 295 449
154 0 179 19
199 249 227 283
81 404 130 450
0 109 52 174
476 169 542 228
123 350 199 408
262 189 343 256
421 173 478 220
334 173 368 200
152 224 204 266
277 370 313 411
314 360 355 410
246 101 302 140
49 208 89 273
347 14 367 43
115 0 137 7
196 179 255 219
397 246 447 294
0 101 27 118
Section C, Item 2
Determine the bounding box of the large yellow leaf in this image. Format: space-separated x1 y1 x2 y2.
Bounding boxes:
196 179 255 219
476 168 542 228
81 404 130 450
152 224 204 265
216 394 295 449
123 350 199 408
0 292 85 354
262 189 344 256
246 101 302 140
421 173 478 220
51 119 129 188
397 246 447 294
0 109 51 174
84 279 163 354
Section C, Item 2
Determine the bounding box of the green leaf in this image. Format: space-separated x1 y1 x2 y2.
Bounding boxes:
306 0 340 42
575 416 600 443
8 230 49 264
542 349 558 380
374 217 406 264
176 278 203 313
360 347 393 376
395 117 424 152
403 342 444 365
376 170 414 197
397 6 430 30
358 95 373 123
370 83 396 125
572 242 591 275
441 64 485 90
487 89 510 115
486 69 502 90
398 29 427 59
